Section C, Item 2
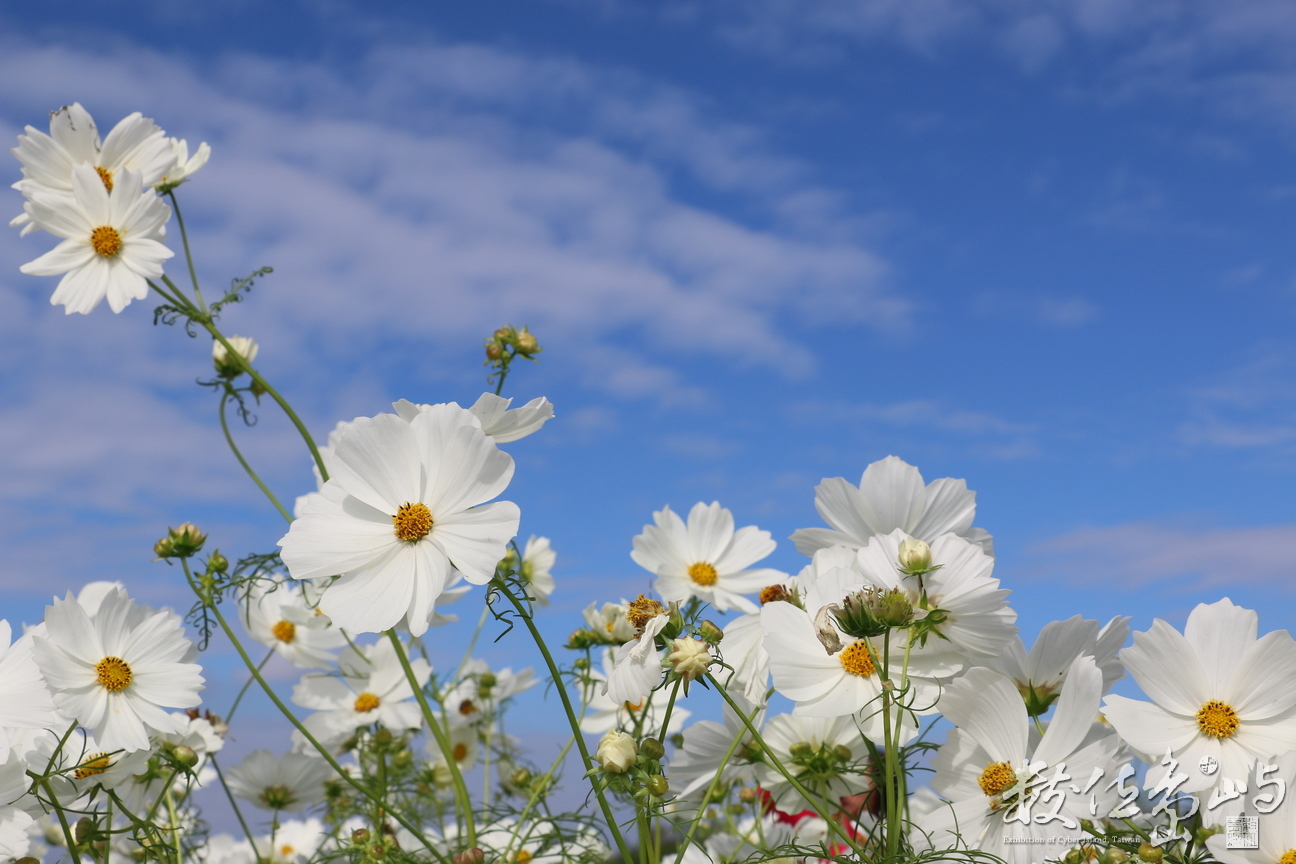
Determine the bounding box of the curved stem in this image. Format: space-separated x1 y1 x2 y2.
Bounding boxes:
182 564 446 864
220 394 292 522
166 191 207 312
227 647 276 723
385 630 477 847
493 578 635 864
706 672 863 856
41 778 84 864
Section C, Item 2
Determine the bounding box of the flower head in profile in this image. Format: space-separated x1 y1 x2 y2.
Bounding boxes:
0 620 58 762
213 335 259 378
19 163 172 314
1102 598 1296 794
791 456 993 557
988 614 1129 716
279 405 520 636
31 587 204 752
393 392 554 444
155 138 210 192
631 502 785 613
507 535 556 605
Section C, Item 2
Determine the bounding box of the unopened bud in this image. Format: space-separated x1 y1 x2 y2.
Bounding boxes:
1063 851 1084 864
874 587 915 627
788 742 813 759
454 849 485 864
595 730 637 773
737 786 759 804
74 818 93 845
493 327 512 340
514 329 539 354
207 550 229 573
1136 843 1163 863
373 728 393 747
212 335 259 378
698 620 724 644
511 768 533 787
667 638 712 683
250 379 267 398
392 749 412 769
640 738 666 760
485 343 504 361
478 672 496 691
351 829 371 843
897 537 932 573
166 522 207 557
16 858 40 864
1103 851 1129 864
153 537 176 559
172 745 199 768
432 763 453 788
646 775 669 796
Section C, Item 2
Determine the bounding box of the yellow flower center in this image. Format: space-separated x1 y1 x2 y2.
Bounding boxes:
688 562 718 586
759 584 791 604
838 641 876 677
626 594 666 630
392 502 433 541
73 752 112 780
354 692 380 713
279 845 295 858
1196 699 1240 738
95 166 114 191
272 620 296 643
459 699 479 716
453 743 469 762
96 656 133 691
978 761 1017 798
514 851 532 864
1278 850 1296 864
624 700 644 712
90 226 122 257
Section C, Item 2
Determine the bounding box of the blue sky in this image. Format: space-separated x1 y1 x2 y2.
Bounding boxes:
3 0 1296 821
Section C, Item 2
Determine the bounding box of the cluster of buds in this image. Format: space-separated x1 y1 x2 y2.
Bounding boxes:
824 585 917 643
594 731 669 799
483 324 542 377
211 335 259 379
154 522 206 559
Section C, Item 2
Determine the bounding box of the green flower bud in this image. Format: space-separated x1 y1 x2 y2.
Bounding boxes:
698 620 724 644
153 537 176 559
171 745 199 768
74 818 93 846
207 550 229 573
166 522 206 558
1136 843 1163 863
640 738 666 760
897 537 932 573
646 775 669 796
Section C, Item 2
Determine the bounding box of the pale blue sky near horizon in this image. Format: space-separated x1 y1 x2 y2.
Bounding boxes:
2 0 1296 831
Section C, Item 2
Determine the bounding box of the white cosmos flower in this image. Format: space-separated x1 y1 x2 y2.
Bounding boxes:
988 614 1130 715
513 535 556 605
791 456 993 557
279 405 520 637
631 502 785 613
20 164 172 314
855 529 1017 668
31 588 203 753
604 615 670 707
918 658 1120 864
669 692 765 798
240 580 346 670
0 621 57 762
253 818 324 864
11 103 175 236
762 556 930 735
1102 598 1296 795
756 714 868 812
393 393 554 443
155 138 210 191
442 658 537 726
291 637 430 750
1205 752 1296 864
582 601 637 644
226 750 331 812
0 752 33 861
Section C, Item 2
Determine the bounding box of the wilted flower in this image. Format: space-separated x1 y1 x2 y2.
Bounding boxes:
595 730 637 773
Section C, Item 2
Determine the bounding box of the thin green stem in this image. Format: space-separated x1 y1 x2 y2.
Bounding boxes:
219 394 292 522
209 755 264 864
454 604 491 682
183 566 446 864
166 191 207 312
493 578 635 864
671 701 761 864
385 630 477 847
41 778 84 864
706 672 863 855
227 648 276 723
657 677 682 742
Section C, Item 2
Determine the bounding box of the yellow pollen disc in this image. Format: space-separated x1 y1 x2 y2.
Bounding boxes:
354 692 380 713
453 743 468 762
95 166 114 191
90 225 122 257
759 584 790 605
272 620 296 643
459 699 478 716
392 502 433 541
1278 850 1296 864
626 594 665 630
74 753 112 780
978 761 1017 798
514 851 532 864
1196 699 1240 739
96 656 133 692
688 562 718 586
279 846 294 857
838 642 876 677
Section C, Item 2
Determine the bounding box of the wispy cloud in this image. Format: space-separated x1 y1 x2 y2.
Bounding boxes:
1179 349 1296 451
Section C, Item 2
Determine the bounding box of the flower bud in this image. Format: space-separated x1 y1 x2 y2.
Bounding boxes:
493 327 513 341
74 818 93 845
432 763 454 788
873 587 915 627
832 745 852 763
352 830 371 844
17 858 41 864
153 537 176 559
646 775 669 796
667 638 712 684
737 786 759 804
1102 851 1129 864
485 343 504 361
698 620 724 644
788 742 813 760
640 738 666 760
166 523 207 557
373 728 393 747
514 329 540 355
834 590 890 639
207 550 229 573
171 745 199 768
511 768 533 787
454 849 485 864
595 730 637 773
1136 843 1163 863
212 335 259 378
897 537 932 573
392 749 412 769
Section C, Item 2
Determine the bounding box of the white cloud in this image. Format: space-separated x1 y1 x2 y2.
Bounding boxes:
1028 519 1296 590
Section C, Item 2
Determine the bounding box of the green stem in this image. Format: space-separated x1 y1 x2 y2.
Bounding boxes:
706 672 863 856
41 778 84 864
454 604 491 682
219 394 292 522
493 578 635 864
657 677 682 742
227 648 276 723
166 190 207 312
671 701 761 864
164 783 182 864
209 755 264 864
183 566 446 864
385 630 477 847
